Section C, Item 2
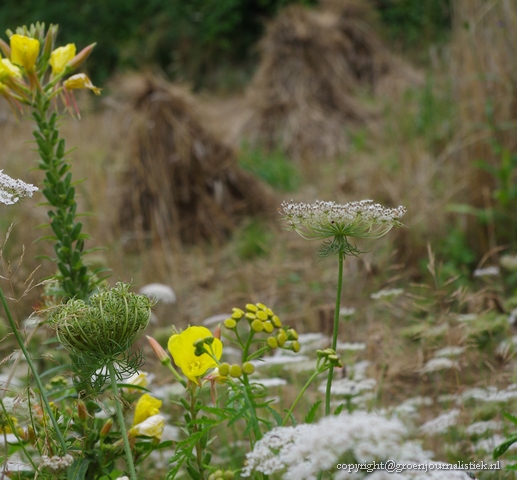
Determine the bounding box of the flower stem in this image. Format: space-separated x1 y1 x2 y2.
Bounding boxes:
325 250 344 416
108 362 137 480
0 287 68 454
283 367 325 426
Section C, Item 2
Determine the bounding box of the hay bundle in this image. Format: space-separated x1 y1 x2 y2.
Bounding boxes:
119 76 275 245
235 1 421 160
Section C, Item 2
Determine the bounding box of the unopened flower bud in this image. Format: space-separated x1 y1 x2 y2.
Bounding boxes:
77 400 87 421
263 321 274 333
251 319 264 333
224 318 237 329
267 337 278 349
66 42 96 72
204 336 214 346
256 310 268 321
229 364 242 378
219 363 230 377
147 336 171 365
256 303 267 311
277 331 287 347
224 472 235 480
0 38 11 58
246 303 258 313
272 315 282 328
100 418 113 437
291 341 300 353
231 308 244 318
27 425 36 444
214 325 221 340
287 328 298 340
242 362 255 375
245 312 256 321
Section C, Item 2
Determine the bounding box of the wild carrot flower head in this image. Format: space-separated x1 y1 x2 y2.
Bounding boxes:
168 326 223 384
0 170 38 205
280 199 406 257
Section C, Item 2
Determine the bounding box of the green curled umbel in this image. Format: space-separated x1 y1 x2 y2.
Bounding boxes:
49 283 153 379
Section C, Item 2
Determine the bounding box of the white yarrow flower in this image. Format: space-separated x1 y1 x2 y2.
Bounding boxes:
473 266 500 277
370 288 404 300
0 170 38 205
421 357 459 374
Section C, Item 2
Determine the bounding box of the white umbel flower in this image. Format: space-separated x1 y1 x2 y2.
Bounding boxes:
0 170 38 205
280 199 406 242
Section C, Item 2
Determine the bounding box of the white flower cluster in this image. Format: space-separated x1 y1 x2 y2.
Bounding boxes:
420 409 460 435
421 357 459 374
40 454 74 471
280 199 406 240
0 170 38 205
473 266 500 277
501 254 517 271
370 288 404 300
242 411 431 479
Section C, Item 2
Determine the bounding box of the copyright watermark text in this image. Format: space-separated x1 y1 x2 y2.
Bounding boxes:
336 460 501 474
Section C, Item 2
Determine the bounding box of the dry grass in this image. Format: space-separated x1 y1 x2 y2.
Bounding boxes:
231 1 422 161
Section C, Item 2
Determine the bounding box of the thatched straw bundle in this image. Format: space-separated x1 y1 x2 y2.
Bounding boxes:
235 1 421 160
119 76 275 246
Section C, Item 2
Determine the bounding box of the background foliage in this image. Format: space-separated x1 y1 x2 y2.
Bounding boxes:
0 0 450 88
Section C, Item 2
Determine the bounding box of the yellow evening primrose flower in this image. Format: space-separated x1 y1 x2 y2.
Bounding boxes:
129 414 165 440
49 43 76 75
132 393 162 427
63 73 101 95
168 326 223 383
10 34 40 72
0 58 22 80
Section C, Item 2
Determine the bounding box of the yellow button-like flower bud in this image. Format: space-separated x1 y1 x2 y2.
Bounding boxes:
267 337 278 349
10 34 40 72
263 321 274 333
251 319 264 333
272 315 282 328
246 303 258 313
224 318 237 329
242 362 255 375
229 364 242 378
49 43 76 74
218 362 230 377
256 310 268 321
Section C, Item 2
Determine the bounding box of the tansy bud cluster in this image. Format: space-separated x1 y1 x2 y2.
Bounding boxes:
219 362 255 378
223 303 300 353
208 470 235 480
316 348 343 368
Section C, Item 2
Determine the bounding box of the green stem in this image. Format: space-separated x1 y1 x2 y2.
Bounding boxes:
108 362 137 480
325 250 344 416
282 367 326 426
190 385 205 479
0 287 68 454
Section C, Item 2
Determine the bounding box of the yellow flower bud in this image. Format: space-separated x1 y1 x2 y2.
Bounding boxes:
246 303 258 313
291 341 301 353
272 315 282 328
287 328 298 340
245 312 256 321
267 337 278 349
218 362 230 377
277 331 287 347
10 34 40 72
224 318 237 329
242 362 255 375
256 303 267 311
251 319 264 333
256 310 268 321
263 321 274 333
229 364 242 378
49 43 76 74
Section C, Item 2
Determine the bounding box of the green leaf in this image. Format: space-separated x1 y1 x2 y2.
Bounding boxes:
494 434 517 459
334 403 345 415
67 459 91 480
305 400 322 423
503 412 517 426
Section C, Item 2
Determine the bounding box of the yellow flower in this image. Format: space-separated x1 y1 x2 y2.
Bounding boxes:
124 371 149 390
63 73 101 95
129 414 165 440
49 43 76 75
132 393 162 427
168 326 223 383
0 58 22 80
10 34 40 72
